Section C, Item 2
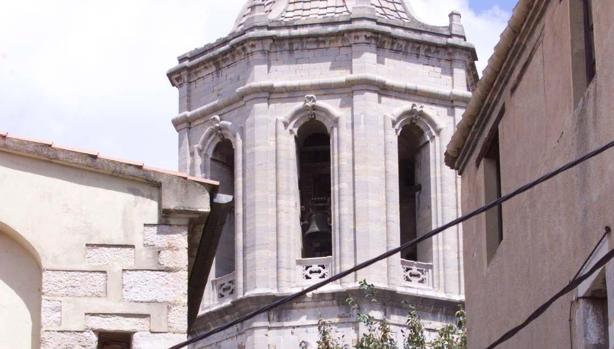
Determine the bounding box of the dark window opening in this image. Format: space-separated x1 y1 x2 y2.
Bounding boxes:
210 139 236 277
297 120 332 258
571 0 597 103
583 0 596 82
97 332 132 349
483 131 503 262
398 124 431 262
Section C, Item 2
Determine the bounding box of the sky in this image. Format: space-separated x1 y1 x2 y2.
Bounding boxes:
0 0 514 170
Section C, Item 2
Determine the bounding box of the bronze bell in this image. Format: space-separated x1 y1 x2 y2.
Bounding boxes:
304 212 330 238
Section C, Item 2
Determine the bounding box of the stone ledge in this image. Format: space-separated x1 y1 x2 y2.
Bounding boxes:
85 313 150 332
170 20 474 80
172 74 471 129
132 332 187 349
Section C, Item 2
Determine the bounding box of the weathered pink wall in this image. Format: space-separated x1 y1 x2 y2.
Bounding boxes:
461 0 614 348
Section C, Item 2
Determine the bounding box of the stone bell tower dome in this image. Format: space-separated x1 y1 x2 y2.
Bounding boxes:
168 0 477 347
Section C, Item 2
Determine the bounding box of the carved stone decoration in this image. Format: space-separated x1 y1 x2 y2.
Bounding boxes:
303 264 329 281
392 104 440 140
403 266 427 284
217 280 235 299
206 115 227 140
401 259 433 289
213 272 236 301
296 257 332 285
304 95 317 119
407 104 424 124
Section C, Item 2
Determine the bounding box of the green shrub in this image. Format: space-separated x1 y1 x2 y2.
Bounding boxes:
316 280 467 349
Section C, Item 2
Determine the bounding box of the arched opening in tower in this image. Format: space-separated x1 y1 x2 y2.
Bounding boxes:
297 119 332 258
210 139 236 277
398 124 433 263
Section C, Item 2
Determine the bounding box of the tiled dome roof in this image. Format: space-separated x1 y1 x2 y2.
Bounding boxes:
232 0 417 32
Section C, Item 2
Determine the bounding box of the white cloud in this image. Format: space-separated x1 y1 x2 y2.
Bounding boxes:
0 0 246 169
0 0 508 170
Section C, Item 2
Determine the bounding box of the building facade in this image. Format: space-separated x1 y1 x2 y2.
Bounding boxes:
0 134 217 349
167 0 477 347
446 0 614 348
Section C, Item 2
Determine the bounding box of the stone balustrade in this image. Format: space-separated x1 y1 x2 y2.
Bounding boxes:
401 259 434 289
296 256 332 286
212 272 236 302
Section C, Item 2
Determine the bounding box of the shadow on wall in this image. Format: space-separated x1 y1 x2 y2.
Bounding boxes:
0 224 42 349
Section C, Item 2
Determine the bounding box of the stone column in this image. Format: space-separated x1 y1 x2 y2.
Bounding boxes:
276 119 301 291
336 104 356 286
350 39 388 285
234 131 245 297
438 112 463 295
177 126 190 174
351 91 388 285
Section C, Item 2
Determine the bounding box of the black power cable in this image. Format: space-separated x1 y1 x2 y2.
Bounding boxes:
572 226 611 282
485 247 614 349
170 139 614 349
567 226 610 349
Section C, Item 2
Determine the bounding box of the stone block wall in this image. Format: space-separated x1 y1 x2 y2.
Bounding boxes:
40 224 189 349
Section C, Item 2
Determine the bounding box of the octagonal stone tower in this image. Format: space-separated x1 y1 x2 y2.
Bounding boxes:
168 0 477 347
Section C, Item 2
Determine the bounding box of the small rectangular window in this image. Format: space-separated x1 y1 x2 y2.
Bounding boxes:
483 131 503 263
97 332 132 349
582 0 596 82
570 0 597 103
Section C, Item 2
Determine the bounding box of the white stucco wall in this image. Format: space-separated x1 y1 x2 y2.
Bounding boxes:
0 152 159 268
0 145 212 348
0 230 41 349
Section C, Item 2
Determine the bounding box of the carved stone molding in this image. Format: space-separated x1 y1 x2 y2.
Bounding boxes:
391 104 442 139
172 75 469 129
281 95 340 135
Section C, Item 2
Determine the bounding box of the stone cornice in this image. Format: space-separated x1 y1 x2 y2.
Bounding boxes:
167 19 476 86
191 285 463 334
171 74 472 129
178 15 453 61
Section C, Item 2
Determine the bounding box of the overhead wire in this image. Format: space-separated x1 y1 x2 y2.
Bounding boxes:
566 226 610 349
485 246 614 349
170 139 614 349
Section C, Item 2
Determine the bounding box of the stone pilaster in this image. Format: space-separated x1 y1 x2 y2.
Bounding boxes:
384 116 402 287
276 119 301 291
242 96 278 293
336 109 357 285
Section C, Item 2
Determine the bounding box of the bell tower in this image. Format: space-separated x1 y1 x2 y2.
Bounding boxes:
168 1 477 347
